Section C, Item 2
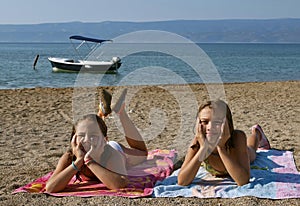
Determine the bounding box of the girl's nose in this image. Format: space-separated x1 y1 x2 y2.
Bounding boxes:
83 134 90 142
206 122 212 130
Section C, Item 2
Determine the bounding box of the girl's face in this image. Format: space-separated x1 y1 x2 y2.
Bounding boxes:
198 106 225 141
75 119 107 152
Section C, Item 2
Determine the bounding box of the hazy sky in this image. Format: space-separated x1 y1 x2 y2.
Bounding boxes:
1 0 300 24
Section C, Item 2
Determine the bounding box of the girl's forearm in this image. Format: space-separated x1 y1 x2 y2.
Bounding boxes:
45 159 83 193
217 146 250 186
178 147 206 186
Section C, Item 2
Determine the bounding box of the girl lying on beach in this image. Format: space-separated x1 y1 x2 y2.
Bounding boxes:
46 89 148 193
177 100 270 186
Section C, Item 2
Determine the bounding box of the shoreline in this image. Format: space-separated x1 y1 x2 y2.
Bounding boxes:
1 80 299 91
1 80 299 205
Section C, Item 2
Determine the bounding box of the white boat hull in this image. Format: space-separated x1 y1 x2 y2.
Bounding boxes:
48 57 121 73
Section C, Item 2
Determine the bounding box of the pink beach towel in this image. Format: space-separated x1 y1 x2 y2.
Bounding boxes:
13 149 176 198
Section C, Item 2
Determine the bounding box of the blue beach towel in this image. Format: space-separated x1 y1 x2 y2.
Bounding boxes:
153 149 300 199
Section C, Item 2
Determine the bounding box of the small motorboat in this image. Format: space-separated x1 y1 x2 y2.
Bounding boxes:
48 35 122 73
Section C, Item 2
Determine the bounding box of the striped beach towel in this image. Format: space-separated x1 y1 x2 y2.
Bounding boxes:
153 149 300 199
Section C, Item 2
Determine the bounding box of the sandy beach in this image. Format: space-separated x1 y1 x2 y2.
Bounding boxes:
0 81 299 205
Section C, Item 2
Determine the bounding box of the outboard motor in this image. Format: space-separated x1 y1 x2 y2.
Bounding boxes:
112 56 121 63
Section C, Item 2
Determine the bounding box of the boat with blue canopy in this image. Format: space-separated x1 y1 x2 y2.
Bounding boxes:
48 35 121 73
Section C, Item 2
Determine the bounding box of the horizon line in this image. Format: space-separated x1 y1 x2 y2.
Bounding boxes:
1 17 299 26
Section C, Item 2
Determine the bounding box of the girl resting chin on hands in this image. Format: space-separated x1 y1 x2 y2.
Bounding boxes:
46 89 148 193
177 100 270 186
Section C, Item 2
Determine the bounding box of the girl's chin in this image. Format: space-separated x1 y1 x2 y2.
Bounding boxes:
206 136 220 145
206 134 219 140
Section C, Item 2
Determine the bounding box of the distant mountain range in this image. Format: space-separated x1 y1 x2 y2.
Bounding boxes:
0 19 300 43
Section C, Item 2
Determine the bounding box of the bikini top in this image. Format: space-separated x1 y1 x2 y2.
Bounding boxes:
190 142 229 177
202 158 229 177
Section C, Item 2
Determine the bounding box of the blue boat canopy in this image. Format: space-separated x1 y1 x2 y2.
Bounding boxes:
69 35 112 43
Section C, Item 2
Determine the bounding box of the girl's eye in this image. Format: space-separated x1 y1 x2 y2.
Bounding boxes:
212 121 223 126
77 134 85 138
199 120 209 125
199 120 223 126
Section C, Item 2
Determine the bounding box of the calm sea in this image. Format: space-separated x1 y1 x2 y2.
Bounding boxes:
0 43 299 89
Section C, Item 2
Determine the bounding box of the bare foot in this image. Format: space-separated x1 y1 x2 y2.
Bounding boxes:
112 89 127 114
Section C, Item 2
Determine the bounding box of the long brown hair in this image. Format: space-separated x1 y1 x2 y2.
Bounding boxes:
197 100 234 150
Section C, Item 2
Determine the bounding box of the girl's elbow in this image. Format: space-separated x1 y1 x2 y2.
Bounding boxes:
139 151 148 161
45 183 59 193
236 179 249 186
236 173 250 186
178 179 191 186
115 180 127 189
143 150 148 157
107 176 128 189
45 179 65 193
177 179 187 186
177 175 191 186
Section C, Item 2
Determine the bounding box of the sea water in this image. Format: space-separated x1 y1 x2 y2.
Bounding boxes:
0 43 299 89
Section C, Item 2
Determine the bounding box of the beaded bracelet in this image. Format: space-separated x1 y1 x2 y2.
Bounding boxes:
71 161 80 171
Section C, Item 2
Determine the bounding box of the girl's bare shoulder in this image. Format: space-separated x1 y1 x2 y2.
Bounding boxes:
232 130 247 145
233 129 246 137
